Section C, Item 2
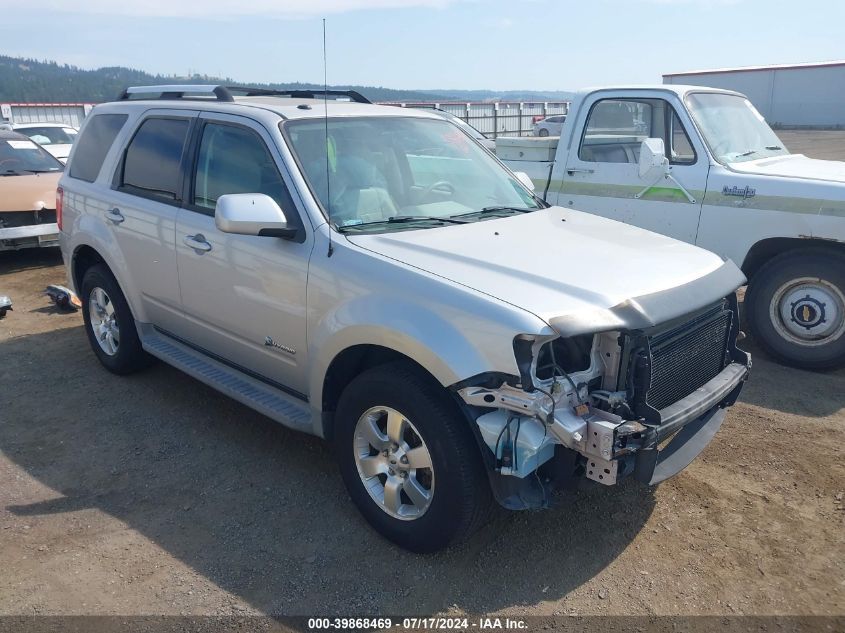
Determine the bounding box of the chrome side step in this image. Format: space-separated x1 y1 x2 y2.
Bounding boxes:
137 323 312 434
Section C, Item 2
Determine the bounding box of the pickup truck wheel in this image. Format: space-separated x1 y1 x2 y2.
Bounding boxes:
746 250 845 370
334 362 492 552
81 264 152 375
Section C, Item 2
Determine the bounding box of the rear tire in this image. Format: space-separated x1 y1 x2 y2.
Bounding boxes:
538 128 549 137
745 249 845 370
81 264 153 375
333 361 492 552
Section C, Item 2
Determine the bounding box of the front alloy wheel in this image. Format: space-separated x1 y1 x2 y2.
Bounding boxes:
354 406 434 520
334 362 493 552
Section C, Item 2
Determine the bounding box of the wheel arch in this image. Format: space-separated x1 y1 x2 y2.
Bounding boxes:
742 237 845 280
319 344 446 441
71 243 106 292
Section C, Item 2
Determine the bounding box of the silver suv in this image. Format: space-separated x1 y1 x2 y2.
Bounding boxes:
59 85 750 552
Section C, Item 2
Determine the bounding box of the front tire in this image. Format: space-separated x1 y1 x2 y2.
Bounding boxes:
538 128 549 137
81 264 152 375
745 249 845 370
333 362 492 552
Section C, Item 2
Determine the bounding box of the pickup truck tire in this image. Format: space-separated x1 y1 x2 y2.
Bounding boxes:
745 249 845 370
333 361 493 552
81 264 152 375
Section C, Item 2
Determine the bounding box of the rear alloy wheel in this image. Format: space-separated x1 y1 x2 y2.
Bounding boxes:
334 362 492 552
746 249 845 370
81 264 153 375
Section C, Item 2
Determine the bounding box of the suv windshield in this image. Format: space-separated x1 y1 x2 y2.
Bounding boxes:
284 116 539 232
0 137 64 175
686 93 789 164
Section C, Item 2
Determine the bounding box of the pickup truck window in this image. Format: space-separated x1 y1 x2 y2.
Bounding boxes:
686 93 789 164
69 113 127 183
192 122 298 225
579 98 695 165
120 117 190 203
284 116 538 232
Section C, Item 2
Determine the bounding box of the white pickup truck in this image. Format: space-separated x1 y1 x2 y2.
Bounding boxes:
498 86 845 370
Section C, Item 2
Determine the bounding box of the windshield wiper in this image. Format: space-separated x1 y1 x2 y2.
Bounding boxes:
337 215 467 232
737 149 758 157
2 168 59 175
765 145 783 150
450 205 536 219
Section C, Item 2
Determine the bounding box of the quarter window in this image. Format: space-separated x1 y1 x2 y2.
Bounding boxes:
121 117 190 202
69 113 127 183
192 123 296 222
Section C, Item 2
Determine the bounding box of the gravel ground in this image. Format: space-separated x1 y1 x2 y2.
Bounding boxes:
0 131 843 620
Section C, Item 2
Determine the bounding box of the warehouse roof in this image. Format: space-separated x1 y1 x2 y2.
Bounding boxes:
663 59 845 77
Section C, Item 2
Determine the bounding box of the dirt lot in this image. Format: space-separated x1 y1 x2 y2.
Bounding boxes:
1 131 843 620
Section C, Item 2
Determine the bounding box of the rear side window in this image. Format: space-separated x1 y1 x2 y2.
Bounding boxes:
69 113 127 182
120 117 190 202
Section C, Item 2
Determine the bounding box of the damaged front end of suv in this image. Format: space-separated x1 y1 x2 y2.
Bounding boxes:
454 266 751 510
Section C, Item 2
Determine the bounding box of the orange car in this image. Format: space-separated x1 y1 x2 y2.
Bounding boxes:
0 129 63 251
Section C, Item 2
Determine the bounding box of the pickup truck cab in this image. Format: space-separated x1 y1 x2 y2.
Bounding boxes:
60 85 749 552
498 86 845 370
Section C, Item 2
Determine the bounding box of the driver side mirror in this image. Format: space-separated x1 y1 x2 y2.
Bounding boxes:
215 193 297 239
514 171 535 192
638 138 669 179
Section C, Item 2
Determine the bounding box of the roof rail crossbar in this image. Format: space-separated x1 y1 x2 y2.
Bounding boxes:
225 86 371 104
117 85 234 102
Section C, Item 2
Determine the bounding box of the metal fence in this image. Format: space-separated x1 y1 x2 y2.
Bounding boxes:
1 100 569 138
383 101 570 138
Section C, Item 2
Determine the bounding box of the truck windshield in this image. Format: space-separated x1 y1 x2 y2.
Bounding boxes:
284 116 538 232
686 93 789 164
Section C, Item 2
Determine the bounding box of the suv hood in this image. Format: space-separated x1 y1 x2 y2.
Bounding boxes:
730 154 845 183
0 171 62 213
346 207 745 335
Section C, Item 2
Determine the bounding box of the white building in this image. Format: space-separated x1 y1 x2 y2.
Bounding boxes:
0 102 94 128
663 60 845 128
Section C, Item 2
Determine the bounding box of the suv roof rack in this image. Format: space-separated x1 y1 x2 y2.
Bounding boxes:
225 86 372 103
116 84 371 104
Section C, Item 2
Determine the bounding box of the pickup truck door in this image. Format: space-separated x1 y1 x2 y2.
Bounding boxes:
558 93 708 243
172 113 313 397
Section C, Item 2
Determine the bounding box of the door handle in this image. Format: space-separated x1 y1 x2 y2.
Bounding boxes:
566 168 594 175
183 234 212 253
104 208 125 224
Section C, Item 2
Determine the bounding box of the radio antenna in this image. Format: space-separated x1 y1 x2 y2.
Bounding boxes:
323 18 334 257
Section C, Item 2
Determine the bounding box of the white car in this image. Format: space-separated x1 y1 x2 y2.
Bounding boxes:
12 122 79 163
59 84 749 552
533 115 566 137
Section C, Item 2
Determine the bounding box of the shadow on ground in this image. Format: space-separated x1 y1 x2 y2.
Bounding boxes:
0 248 63 277
735 337 845 417
1 327 654 616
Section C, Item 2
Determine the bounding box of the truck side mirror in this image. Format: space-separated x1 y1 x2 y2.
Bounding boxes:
514 171 535 192
215 193 297 239
638 138 669 179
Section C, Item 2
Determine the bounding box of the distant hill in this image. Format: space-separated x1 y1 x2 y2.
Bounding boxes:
0 55 572 103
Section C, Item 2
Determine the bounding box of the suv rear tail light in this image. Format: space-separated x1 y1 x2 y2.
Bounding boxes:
56 186 63 231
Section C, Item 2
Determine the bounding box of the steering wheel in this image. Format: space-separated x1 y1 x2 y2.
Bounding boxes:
0 158 19 170
420 180 456 200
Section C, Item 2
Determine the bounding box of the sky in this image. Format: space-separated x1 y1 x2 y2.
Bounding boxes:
1 0 843 92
